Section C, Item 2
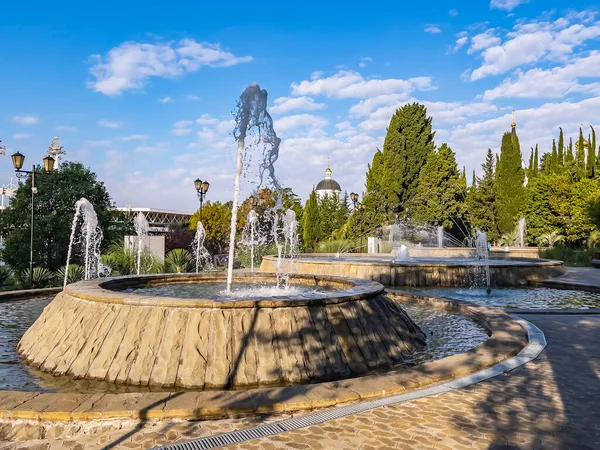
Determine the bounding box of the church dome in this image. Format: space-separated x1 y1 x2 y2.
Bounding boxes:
315 163 341 195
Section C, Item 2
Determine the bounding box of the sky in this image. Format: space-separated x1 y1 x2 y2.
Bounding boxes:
1 0 600 212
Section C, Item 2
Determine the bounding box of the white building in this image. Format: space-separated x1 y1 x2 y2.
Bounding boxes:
315 165 342 199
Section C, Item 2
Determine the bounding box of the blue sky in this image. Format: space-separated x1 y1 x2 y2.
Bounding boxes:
1 0 600 211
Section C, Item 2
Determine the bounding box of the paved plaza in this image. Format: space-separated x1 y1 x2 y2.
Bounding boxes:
1 313 598 450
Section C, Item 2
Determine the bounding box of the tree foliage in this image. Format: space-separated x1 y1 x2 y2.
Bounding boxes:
496 130 525 234
302 190 320 251
468 149 499 240
189 201 232 255
0 162 119 272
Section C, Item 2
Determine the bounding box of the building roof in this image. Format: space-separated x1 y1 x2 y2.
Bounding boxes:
316 178 342 192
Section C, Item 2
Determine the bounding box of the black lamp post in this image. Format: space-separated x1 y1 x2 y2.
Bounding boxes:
11 152 56 288
249 195 258 209
350 192 359 209
194 178 210 221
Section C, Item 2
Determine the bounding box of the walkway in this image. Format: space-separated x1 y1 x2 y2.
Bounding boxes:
2 314 599 449
542 266 600 291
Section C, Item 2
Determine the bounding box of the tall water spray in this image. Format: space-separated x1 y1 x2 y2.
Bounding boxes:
64 198 103 288
517 217 526 248
241 209 265 272
475 229 491 294
133 212 149 275
228 84 282 291
437 226 444 248
192 221 213 273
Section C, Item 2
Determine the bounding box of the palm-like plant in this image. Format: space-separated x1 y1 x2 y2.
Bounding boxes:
164 249 193 273
498 230 519 247
55 265 85 285
0 266 13 290
588 230 600 249
537 230 565 248
17 267 54 289
101 243 163 275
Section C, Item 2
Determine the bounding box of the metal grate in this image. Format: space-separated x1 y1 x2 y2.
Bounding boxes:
155 317 545 450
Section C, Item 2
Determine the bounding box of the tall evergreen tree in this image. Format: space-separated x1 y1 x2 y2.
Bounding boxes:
550 139 558 173
588 126 596 178
528 148 535 180
534 144 539 177
363 103 435 222
566 137 574 163
472 170 476 188
577 127 586 175
409 144 466 229
302 190 320 251
557 128 564 167
496 128 525 234
467 149 499 240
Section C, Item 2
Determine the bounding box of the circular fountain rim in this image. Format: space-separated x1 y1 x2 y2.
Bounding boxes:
264 253 564 268
64 272 385 308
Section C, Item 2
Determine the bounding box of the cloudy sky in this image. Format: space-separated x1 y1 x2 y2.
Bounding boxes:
1 0 599 211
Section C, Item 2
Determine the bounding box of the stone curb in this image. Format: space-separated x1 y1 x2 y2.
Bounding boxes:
0 287 62 303
0 292 527 424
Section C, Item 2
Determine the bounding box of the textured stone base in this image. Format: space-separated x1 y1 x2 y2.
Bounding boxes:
17 274 426 389
259 255 565 287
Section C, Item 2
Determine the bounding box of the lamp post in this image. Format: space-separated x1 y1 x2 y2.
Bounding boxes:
194 178 210 222
11 152 56 288
249 195 258 209
350 192 360 209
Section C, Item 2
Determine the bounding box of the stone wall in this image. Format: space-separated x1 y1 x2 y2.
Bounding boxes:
17 275 426 389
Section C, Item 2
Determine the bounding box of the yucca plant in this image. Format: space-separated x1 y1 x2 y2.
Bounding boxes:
498 230 519 247
537 230 565 248
0 266 13 290
315 239 355 254
55 264 85 286
588 230 600 250
101 243 164 275
17 267 54 289
164 249 193 273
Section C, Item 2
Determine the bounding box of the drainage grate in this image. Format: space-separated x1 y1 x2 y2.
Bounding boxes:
155 317 545 450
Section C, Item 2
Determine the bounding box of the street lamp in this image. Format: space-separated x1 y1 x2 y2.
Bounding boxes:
350 192 359 209
194 178 210 221
11 152 56 288
249 195 258 209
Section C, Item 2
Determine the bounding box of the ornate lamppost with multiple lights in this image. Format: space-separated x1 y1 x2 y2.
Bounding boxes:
10 152 56 288
194 178 210 221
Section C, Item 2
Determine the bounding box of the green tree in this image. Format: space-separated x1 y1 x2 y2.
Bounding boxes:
302 190 320 251
496 129 525 234
408 144 467 230
566 137 574 163
189 201 232 255
557 128 564 168
0 162 117 272
550 139 558 173
588 126 596 178
467 149 499 240
576 127 586 177
363 103 435 221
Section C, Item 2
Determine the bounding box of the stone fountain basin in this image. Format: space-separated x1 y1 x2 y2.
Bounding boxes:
17 273 426 389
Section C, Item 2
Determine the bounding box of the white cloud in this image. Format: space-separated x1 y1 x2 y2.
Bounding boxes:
13 133 32 140
159 96 173 104
273 114 328 137
196 114 219 125
454 36 469 52
171 128 192 136
98 119 123 128
134 142 168 154
12 115 38 125
270 96 325 114
174 120 194 128
88 39 253 96
449 9 459 17
490 0 528 11
291 70 434 99
118 134 148 141
186 95 200 101
482 52 600 100
470 14 600 80
57 125 77 132
425 25 442 34
468 29 501 54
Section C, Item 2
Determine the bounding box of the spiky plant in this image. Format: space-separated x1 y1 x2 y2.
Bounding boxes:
0 266 13 290
164 249 193 273
537 231 565 249
498 230 519 247
588 230 600 250
55 265 85 286
17 267 54 289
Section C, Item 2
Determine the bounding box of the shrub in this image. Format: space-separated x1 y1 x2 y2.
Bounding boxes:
55 265 85 286
164 249 193 273
17 267 54 289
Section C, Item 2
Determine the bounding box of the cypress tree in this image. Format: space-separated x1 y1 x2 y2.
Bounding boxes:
302 190 320 251
534 144 539 177
472 170 476 188
558 128 564 167
364 103 435 218
566 137 574 163
577 127 586 174
467 149 499 240
496 129 525 234
550 139 558 173
528 148 534 180
588 126 596 178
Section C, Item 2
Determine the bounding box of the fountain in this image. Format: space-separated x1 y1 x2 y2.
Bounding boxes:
392 244 411 263
63 198 103 288
517 217 526 248
192 221 212 273
133 212 149 275
437 226 444 248
475 229 491 294
240 209 266 273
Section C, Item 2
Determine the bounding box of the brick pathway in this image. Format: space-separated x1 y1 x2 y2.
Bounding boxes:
2 315 599 450
543 266 600 292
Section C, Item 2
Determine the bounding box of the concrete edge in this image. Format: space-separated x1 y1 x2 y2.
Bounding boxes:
0 293 527 423
0 287 62 303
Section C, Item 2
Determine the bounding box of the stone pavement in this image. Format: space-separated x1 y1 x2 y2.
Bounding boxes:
543 266 600 292
1 315 599 450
